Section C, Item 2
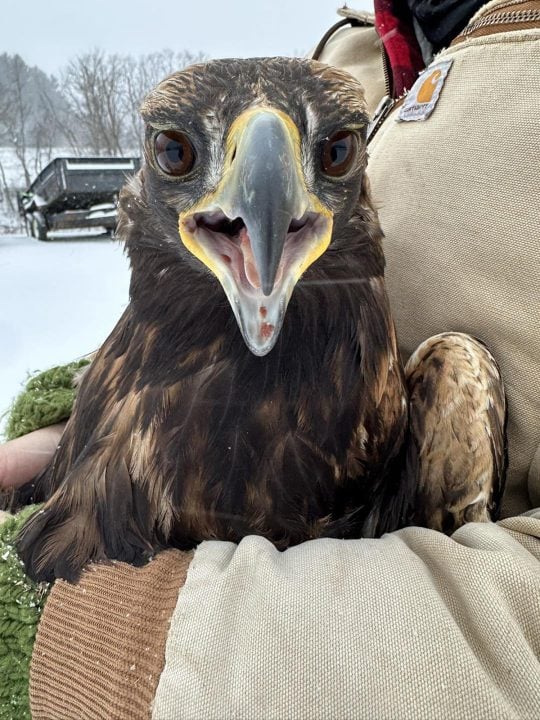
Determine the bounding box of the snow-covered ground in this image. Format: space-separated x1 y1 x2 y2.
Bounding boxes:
0 233 130 435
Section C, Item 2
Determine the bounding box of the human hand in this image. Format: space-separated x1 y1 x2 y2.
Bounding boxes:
0 423 66 489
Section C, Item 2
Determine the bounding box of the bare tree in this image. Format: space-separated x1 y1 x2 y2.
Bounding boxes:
0 159 16 215
61 49 206 156
0 54 66 188
0 55 33 185
38 86 83 156
0 48 206 232
62 50 129 155
123 50 206 151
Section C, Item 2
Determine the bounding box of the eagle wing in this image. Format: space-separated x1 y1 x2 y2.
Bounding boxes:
405 332 507 533
16 309 170 581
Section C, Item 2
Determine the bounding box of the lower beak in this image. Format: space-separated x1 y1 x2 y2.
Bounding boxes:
179 108 333 356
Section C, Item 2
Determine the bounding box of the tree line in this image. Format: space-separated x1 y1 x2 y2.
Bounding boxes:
0 49 205 221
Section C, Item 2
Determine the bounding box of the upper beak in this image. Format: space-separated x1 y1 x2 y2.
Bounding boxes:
179 107 333 356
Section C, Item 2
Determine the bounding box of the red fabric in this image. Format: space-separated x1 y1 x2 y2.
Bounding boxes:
374 0 425 97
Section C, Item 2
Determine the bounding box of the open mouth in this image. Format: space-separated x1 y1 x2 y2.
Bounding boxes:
185 210 327 296
181 208 331 355
177 107 334 356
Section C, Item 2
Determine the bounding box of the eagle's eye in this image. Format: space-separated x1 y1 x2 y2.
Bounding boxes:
320 130 358 177
154 130 196 177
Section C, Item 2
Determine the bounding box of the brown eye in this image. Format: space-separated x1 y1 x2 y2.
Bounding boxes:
154 130 196 176
321 130 357 177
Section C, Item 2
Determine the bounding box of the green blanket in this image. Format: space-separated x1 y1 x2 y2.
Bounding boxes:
0 507 47 720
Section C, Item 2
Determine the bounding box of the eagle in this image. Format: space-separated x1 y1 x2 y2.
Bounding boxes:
11 58 507 582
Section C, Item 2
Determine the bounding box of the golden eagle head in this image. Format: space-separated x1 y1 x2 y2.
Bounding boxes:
122 58 370 355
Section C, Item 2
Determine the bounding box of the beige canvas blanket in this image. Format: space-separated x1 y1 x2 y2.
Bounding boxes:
152 515 540 720
26 513 540 718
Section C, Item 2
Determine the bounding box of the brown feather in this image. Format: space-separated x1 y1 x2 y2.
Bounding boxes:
405 332 507 532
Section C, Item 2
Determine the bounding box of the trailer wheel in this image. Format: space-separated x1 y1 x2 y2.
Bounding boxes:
30 213 48 241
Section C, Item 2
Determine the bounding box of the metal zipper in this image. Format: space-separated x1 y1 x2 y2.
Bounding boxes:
366 40 397 145
367 95 395 144
475 0 540 11
462 9 540 35
380 44 394 98
366 96 409 145
456 4 540 41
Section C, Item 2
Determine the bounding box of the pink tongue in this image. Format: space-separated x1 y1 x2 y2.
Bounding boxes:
239 227 261 289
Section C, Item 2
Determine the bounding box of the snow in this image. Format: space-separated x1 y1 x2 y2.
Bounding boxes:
46 228 110 238
65 161 137 171
0 233 130 435
0 146 135 434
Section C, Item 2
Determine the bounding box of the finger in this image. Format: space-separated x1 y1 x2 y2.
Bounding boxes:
0 423 66 489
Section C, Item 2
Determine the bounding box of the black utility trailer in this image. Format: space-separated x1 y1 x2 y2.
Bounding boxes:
18 156 141 240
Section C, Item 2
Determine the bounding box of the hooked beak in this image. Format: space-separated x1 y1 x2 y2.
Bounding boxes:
179 107 333 356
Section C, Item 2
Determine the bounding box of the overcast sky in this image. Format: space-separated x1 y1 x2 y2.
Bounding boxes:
3 0 374 77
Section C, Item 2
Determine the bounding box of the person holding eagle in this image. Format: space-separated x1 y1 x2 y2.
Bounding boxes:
1 0 539 717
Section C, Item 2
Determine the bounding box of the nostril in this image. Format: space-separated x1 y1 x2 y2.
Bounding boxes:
195 211 245 239
228 217 245 236
288 217 307 234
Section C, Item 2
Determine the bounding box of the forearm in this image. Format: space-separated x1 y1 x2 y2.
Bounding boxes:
0 423 66 489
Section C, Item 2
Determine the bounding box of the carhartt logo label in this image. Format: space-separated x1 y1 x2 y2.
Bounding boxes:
398 60 453 122
417 69 442 103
